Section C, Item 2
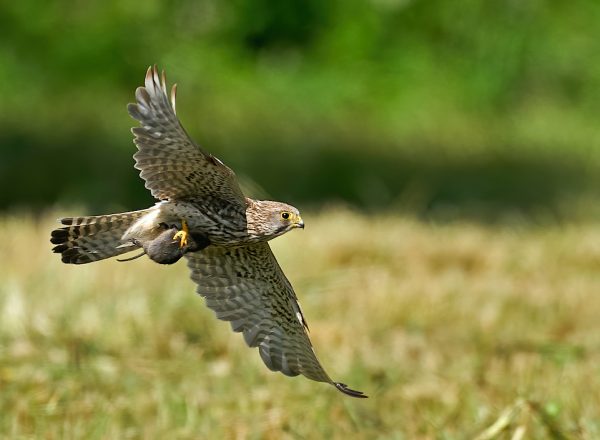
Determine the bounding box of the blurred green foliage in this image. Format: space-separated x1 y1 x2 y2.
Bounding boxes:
1 0 599 219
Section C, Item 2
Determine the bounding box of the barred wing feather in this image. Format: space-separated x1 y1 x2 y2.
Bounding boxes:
185 243 366 398
128 66 245 206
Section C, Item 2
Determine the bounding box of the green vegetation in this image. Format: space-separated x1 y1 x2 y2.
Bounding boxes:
2 1 600 218
1 2 599 437
1 210 599 438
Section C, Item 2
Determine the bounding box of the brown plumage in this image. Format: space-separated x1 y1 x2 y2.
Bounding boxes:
51 210 148 264
50 66 366 398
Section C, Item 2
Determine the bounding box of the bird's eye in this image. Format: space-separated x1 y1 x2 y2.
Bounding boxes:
281 212 290 220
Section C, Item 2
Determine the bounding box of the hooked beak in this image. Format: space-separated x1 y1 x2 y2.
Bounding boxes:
296 216 305 229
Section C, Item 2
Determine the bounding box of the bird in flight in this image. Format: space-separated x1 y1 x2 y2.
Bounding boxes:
50 66 366 398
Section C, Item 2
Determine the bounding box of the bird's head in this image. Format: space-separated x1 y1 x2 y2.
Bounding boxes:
247 200 304 240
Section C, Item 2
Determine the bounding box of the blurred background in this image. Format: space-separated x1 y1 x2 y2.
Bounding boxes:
2 1 600 438
2 0 599 220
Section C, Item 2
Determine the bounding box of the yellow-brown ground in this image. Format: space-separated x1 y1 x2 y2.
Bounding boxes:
0 210 598 438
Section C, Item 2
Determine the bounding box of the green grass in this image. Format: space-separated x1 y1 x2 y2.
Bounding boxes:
1 210 599 438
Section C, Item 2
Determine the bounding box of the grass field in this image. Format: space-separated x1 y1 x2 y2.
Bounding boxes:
0 210 599 439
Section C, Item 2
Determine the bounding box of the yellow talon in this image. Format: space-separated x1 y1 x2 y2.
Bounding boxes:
173 219 189 248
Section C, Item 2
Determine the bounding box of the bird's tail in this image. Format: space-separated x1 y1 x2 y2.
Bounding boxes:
50 209 150 264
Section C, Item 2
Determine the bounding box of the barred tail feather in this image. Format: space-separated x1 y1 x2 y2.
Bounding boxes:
50 210 149 264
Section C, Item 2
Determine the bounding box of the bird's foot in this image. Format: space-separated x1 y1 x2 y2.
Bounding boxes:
173 219 189 248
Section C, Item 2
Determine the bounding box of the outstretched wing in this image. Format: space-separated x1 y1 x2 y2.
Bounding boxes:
185 243 366 398
128 66 245 206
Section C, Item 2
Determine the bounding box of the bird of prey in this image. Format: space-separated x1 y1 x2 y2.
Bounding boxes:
50 66 366 398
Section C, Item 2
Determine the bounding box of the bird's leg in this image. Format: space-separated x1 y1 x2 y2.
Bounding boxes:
173 219 189 248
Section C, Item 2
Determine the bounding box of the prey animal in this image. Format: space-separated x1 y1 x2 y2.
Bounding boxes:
51 66 366 398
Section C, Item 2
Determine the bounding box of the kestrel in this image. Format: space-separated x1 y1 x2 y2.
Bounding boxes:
50 66 366 398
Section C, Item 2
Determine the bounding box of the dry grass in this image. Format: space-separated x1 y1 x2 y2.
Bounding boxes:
0 209 599 439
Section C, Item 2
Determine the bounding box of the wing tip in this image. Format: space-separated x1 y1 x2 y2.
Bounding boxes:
137 65 176 117
143 64 162 97
334 382 368 398
145 65 153 83
170 83 177 113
